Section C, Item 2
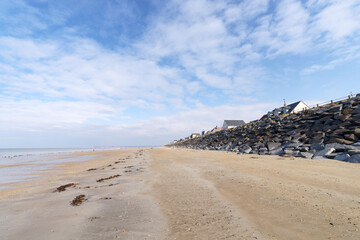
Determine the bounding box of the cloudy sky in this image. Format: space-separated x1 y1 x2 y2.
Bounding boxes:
1 0 360 148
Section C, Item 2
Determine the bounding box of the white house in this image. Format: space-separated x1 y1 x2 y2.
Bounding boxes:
222 120 245 129
190 133 200 139
201 130 209 135
268 101 309 117
287 101 309 113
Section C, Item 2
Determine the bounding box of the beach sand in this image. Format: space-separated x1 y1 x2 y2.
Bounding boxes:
1 147 360 239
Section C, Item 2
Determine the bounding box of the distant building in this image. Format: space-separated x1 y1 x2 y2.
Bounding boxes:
222 120 245 129
268 101 309 117
287 101 309 113
201 130 209 135
190 133 200 139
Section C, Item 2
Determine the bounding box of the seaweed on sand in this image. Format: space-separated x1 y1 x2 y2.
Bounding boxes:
70 194 87 206
96 174 120 182
56 183 77 192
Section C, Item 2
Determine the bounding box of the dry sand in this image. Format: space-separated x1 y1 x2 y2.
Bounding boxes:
1 147 360 239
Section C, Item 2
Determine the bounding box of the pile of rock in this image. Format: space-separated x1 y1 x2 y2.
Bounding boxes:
168 95 360 163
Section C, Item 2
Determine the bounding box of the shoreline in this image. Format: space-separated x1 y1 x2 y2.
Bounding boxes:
0 147 167 240
0 148 148 200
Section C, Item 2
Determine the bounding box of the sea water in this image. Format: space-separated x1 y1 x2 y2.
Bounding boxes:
0 147 123 187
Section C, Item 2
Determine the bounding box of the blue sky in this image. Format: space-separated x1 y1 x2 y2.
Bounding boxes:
1 0 360 147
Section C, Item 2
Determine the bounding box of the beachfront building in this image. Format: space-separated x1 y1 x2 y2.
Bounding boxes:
287 101 310 113
201 130 209 135
267 101 309 117
222 120 245 130
190 133 200 139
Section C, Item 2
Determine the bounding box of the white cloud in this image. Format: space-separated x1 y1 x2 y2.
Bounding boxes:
0 36 188 104
301 44 360 74
109 102 276 140
224 0 269 23
136 0 266 93
312 0 360 40
250 0 311 56
0 97 121 131
0 37 58 60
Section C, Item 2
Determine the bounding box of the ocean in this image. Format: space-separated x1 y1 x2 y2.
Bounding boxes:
0 147 123 187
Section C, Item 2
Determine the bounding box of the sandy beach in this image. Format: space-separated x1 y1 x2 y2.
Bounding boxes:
1 147 360 239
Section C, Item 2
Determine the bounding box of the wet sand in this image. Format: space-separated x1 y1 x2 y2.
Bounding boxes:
1 147 360 239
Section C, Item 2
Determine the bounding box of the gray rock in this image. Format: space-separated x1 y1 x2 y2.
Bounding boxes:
311 124 324 131
299 146 310 152
241 146 252 154
344 133 357 141
283 136 292 141
284 149 300 156
266 141 281 151
309 138 324 144
312 155 328 159
325 153 338 159
313 132 325 139
327 137 354 145
311 143 325 151
351 105 360 114
286 142 303 148
268 146 285 155
348 149 360 155
300 152 314 159
329 104 342 112
339 114 351 121
347 154 360 163
345 144 360 151
334 153 350 161
258 147 268 155
355 129 360 138
352 113 360 120
312 147 335 159
325 143 346 151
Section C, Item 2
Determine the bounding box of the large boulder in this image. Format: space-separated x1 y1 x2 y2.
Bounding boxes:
300 152 314 159
266 141 281 151
311 143 325 151
351 105 360 114
328 104 342 112
334 153 350 161
348 154 360 163
325 143 346 152
268 146 285 155
312 147 335 159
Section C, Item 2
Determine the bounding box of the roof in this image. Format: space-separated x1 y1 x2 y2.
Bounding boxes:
223 120 245 126
287 101 308 112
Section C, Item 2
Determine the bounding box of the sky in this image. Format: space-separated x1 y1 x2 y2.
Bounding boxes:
1 0 360 148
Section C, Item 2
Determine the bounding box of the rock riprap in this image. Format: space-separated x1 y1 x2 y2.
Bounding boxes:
168 95 360 163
